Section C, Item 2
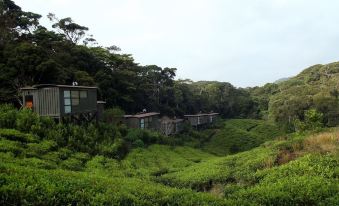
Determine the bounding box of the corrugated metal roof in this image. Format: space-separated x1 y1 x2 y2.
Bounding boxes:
184 113 219 117
124 112 160 118
25 84 98 89
21 86 37 90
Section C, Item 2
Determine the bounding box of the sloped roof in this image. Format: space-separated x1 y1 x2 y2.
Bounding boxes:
124 112 160 118
21 84 97 90
184 113 219 117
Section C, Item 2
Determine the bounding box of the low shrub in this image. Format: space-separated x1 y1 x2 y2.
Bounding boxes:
0 139 24 156
25 140 58 157
59 158 84 171
0 104 17 128
15 108 39 132
0 129 38 143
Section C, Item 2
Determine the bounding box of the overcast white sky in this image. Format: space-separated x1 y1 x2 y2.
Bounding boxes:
15 0 339 87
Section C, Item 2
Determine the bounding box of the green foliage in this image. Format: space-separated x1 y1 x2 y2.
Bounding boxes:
0 120 338 205
231 154 339 205
1 0 263 119
0 128 37 143
0 0 339 204
25 140 57 157
203 119 284 155
103 107 125 124
0 104 17 128
267 62 339 130
15 108 39 132
0 138 24 156
294 109 324 132
59 157 84 171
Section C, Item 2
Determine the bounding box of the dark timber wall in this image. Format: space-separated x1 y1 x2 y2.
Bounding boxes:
21 85 99 120
22 87 60 117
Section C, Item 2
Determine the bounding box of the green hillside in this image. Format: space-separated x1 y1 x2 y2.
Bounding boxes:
159 130 339 205
1 108 338 205
203 119 284 155
265 62 339 129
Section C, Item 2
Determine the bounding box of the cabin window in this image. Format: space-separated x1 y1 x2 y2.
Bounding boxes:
210 116 213 123
71 91 80 106
64 98 71 105
197 116 200 124
80 91 88 98
140 118 145 129
64 90 72 113
64 106 71 113
64 90 70 98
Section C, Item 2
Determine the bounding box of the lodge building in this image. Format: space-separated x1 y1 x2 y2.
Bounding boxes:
21 84 105 122
21 84 219 134
123 112 160 130
184 112 219 128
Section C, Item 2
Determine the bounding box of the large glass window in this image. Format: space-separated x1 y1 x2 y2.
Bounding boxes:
80 91 88 98
71 91 80 106
140 118 145 129
64 90 70 98
64 90 71 113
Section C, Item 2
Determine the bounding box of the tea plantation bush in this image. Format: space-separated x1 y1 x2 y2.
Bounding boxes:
203 119 284 155
0 105 338 205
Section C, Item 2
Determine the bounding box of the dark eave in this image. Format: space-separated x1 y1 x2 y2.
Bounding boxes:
124 112 160 118
29 84 98 89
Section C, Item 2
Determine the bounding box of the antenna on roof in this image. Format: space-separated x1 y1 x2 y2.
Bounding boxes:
72 81 78 86
142 108 147 113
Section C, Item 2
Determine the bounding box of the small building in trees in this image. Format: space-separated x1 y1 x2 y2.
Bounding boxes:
123 112 160 130
21 84 104 122
184 112 219 128
159 116 184 136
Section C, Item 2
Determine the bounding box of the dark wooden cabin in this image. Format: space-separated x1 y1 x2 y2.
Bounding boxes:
184 112 219 128
123 112 160 130
159 116 184 136
21 84 104 122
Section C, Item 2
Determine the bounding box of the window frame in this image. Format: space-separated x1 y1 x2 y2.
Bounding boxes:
64 90 72 114
71 90 80 106
140 118 145 129
80 90 88 99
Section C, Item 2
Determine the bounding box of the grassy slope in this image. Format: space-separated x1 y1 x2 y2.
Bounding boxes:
203 119 284 155
0 132 225 205
159 130 339 205
1 123 338 205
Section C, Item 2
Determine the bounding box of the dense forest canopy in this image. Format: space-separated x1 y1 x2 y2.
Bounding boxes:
0 0 259 119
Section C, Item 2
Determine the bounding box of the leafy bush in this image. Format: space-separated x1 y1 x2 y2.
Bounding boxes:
0 104 17 128
15 108 39 132
25 140 57 157
294 109 324 132
203 119 284 155
132 139 144 148
103 107 125 124
0 129 38 143
0 139 24 156
59 157 84 171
